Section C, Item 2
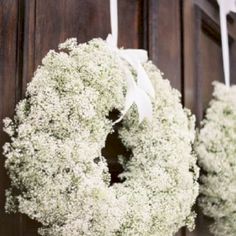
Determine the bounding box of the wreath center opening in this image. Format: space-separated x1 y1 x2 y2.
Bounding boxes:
101 109 132 184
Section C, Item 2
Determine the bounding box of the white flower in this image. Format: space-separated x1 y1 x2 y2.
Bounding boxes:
195 82 236 236
4 38 199 236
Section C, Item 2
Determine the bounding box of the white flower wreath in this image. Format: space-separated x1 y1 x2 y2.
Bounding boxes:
196 82 236 236
3 38 199 236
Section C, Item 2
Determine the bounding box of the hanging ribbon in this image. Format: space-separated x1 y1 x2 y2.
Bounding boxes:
217 0 236 87
107 0 155 124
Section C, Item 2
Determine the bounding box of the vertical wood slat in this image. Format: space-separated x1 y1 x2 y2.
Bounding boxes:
33 0 142 69
183 1 236 236
33 0 109 69
230 41 236 83
0 0 23 235
22 0 36 95
183 0 196 113
183 0 236 113
147 0 182 91
146 1 183 235
183 2 215 235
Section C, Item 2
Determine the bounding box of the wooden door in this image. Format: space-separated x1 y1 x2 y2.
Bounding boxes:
0 0 236 235
183 0 236 235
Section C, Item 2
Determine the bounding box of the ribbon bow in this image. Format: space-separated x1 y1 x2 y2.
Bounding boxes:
107 0 155 124
217 0 236 87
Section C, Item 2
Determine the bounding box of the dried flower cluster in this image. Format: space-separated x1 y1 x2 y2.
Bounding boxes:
196 82 236 236
3 38 199 236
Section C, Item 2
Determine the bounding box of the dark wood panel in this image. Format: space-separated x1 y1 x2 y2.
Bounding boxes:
0 0 22 235
183 1 236 236
183 0 196 112
22 0 36 95
230 41 236 83
184 0 236 117
147 0 182 90
33 0 143 74
1 0 236 235
200 28 224 111
34 0 109 68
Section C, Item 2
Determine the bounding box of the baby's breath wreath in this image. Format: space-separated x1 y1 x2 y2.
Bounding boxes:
3 38 199 236
196 82 236 236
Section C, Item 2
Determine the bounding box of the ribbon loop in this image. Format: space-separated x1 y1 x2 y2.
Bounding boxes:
217 0 236 87
107 0 155 123
109 0 118 47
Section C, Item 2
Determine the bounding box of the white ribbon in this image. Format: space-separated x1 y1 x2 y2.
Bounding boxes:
107 0 155 123
217 0 236 87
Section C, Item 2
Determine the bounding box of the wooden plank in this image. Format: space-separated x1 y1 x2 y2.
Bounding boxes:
183 0 236 235
0 0 22 235
22 0 36 94
34 0 109 67
33 0 142 67
230 40 236 84
147 2 183 235
183 0 196 112
147 0 182 91
118 0 142 48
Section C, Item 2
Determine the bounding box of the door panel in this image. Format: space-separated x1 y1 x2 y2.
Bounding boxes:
183 1 236 236
147 0 182 90
0 0 236 235
183 0 236 122
0 1 24 235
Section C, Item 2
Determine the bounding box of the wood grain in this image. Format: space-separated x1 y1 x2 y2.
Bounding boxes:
183 1 236 236
1 0 236 235
147 0 182 91
0 0 22 235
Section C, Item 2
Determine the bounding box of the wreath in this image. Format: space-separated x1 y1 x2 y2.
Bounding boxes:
195 82 236 236
3 38 199 236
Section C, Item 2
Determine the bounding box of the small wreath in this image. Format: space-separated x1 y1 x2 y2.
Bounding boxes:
196 82 236 236
4 38 199 236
